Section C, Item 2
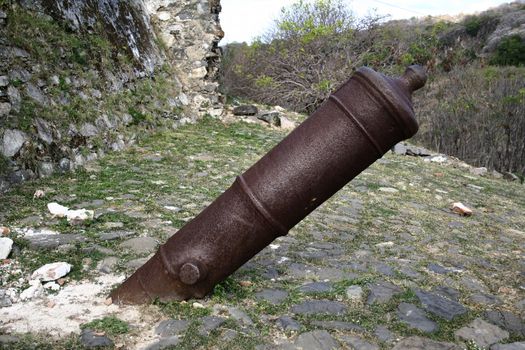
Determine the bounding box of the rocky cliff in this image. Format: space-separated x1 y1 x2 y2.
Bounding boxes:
0 0 223 192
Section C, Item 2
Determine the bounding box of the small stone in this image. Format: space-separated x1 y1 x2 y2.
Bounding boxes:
49 75 60 86
146 336 180 350
157 11 171 21
99 231 134 241
455 318 509 348
79 123 99 137
156 319 190 337
298 282 333 294
198 316 226 336
119 237 157 255
255 288 288 305
1 129 28 157
367 281 402 304
0 227 9 236
339 335 379 350
433 286 460 301
20 280 44 301
291 300 347 315
346 285 363 301
98 257 118 274
415 289 467 321
26 83 47 105
392 143 407 155
193 302 205 309
66 209 94 224
80 329 114 349
31 262 72 281
374 326 395 343
258 112 281 126
276 316 301 331
228 307 254 327
25 233 88 249
310 320 363 332
125 257 149 269
35 118 54 145
7 86 21 111
392 336 462 350
470 167 488 176
378 187 399 193
503 172 520 182
43 281 60 291
491 342 525 350
0 289 12 308
0 76 8 87
233 105 258 116
0 102 10 117
295 330 339 350
280 116 296 130
0 237 13 259
451 202 473 216
59 158 72 172
33 189 45 199
38 162 54 178
485 311 525 337
428 263 456 275
397 302 438 333
470 293 502 306
104 298 112 306
0 335 20 345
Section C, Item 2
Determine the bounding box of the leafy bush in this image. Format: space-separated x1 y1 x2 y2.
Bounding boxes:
463 14 500 38
490 35 525 66
415 66 525 175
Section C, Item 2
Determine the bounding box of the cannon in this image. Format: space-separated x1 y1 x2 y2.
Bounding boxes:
110 65 427 304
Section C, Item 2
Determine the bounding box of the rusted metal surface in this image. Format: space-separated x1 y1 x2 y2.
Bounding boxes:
110 65 427 304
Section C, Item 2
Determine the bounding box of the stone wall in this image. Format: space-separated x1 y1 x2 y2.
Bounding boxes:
0 0 223 192
146 0 224 116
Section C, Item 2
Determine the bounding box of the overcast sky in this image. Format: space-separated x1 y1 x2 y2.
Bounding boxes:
220 0 514 44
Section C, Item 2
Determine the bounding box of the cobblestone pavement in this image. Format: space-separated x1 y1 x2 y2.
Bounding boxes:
0 117 524 349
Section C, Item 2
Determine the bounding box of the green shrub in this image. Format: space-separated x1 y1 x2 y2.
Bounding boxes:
490 35 525 66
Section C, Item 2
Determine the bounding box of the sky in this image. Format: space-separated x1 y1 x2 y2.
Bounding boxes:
220 0 514 44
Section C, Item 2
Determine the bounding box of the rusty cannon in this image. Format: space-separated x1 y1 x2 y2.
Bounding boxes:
110 65 427 304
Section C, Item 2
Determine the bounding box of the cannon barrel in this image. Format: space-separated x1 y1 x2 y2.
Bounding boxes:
110 65 427 304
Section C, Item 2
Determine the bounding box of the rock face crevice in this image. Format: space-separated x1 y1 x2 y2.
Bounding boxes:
0 0 223 192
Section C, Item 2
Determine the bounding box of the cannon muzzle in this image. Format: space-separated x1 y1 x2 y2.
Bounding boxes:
110 65 427 304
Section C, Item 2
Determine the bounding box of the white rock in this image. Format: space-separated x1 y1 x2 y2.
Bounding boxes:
346 285 363 301
33 189 45 198
425 155 448 163
66 209 94 223
451 202 473 217
1 129 28 158
43 282 60 291
470 167 488 176
280 116 297 131
378 187 399 193
20 280 44 301
31 262 72 282
48 203 69 218
0 237 13 259
375 241 395 248
157 11 171 21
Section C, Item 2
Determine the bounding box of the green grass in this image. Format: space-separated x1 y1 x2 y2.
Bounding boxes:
80 316 129 335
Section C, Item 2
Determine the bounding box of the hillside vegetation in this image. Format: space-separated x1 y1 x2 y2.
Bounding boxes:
220 0 525 178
